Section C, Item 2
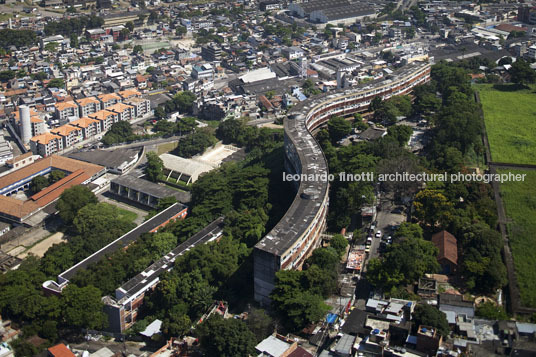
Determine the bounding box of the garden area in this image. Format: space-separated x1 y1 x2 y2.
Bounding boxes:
477 84 536 165
499 169 536 307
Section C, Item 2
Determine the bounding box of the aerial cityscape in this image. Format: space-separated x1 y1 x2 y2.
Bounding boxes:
0 0 535 355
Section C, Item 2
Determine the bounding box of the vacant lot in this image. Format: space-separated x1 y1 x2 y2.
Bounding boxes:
477 84 536 165
18 232 65 259
499 169 536 307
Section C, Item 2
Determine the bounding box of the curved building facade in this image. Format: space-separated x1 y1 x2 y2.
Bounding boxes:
253 63 431 305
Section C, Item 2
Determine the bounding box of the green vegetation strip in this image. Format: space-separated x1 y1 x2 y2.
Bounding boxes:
499 169 536 307
105 203 139 223
477 84 536 165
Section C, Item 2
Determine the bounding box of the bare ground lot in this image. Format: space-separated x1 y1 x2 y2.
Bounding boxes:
18 232 65 259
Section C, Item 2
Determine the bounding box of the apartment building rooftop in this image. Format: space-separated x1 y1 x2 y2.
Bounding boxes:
30 132 62 145
70 117 100 128
75 97 100 106
98 93 122 102
89 109 116 120
54 101 78 110
107 102 134 112
50 124 80 136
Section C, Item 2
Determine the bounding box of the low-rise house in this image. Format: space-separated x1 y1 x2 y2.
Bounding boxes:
432 230 458 274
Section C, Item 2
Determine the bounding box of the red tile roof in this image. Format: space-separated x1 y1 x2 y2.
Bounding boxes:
48 343 75 357
432 230 458 266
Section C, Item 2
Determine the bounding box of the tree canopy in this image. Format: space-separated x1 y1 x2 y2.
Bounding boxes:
0 29 37 49
145 152 164 182
196 315 257 357
56 185 98 225
412 304 450 338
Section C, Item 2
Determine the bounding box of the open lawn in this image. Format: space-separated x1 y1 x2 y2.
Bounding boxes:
477 84 536 165
499 169 536 307
115 206 139 223
157 141 178 155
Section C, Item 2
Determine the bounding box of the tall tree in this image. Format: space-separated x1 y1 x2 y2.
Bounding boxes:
510 59 536 86
62 285 107 330
327 116 352 143
145 152 164 182
413 189 453 228
412 304 450 338
196 315 257 357
56 185 98 225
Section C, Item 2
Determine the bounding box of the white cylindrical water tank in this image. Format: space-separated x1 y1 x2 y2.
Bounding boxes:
19 105 32 144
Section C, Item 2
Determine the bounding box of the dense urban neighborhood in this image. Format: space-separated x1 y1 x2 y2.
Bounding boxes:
0 0 535 356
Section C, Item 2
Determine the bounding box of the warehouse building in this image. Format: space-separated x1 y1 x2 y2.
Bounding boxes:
289 0 376 25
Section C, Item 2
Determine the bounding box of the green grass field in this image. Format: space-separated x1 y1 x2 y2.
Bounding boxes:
499 169 536 307
477 84 536 165
99 202 138 222
157 141 178 155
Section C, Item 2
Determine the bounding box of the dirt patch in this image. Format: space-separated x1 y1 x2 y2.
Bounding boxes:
18 232 65 259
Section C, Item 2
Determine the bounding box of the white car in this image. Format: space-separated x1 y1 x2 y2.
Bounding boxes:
375 230 382 238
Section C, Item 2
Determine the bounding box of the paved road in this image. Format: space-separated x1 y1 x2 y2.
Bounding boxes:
367 197 407 260
101 135 182 151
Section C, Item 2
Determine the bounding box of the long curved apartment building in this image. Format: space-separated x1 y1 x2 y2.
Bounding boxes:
253 63 431 305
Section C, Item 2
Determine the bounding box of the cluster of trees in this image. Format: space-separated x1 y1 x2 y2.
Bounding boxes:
412 304 450 338
216 118 284 156
367 223 440 297
412 62 506 294
194 28 225 45
153 117 196 136
173 127 218 158
302 79 322 97
0 186 138 354
327 116 352 143
30 170 66 194
370 95 412 124
47 78 65 89
0 29 37 49
509 59 536 86
145 152 164 182
155 91 197 119
101 121 140 146
44 15 104 36
417 63 483 168
271 246 342 331
0 258 108 345
262 21 304 46
317 114 417 230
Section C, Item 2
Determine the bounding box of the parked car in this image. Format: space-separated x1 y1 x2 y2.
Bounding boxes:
391 206 405 214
